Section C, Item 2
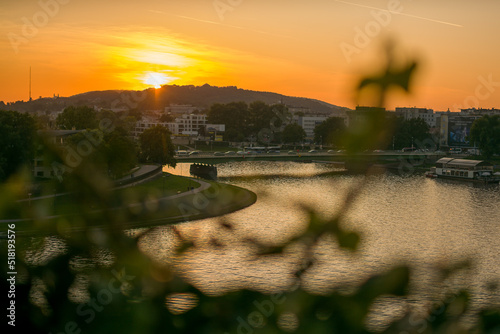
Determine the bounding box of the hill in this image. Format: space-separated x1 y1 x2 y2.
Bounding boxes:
2 84 350 115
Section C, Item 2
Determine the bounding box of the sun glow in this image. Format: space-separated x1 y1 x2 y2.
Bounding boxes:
98 31 237 92
143 72 171 88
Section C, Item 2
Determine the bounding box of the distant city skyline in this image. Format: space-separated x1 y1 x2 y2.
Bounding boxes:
2 0 500 111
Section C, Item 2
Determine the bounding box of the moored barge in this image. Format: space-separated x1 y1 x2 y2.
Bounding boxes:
426 158 499 184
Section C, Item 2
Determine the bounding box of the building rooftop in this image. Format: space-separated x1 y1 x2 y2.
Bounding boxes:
436 158 492 167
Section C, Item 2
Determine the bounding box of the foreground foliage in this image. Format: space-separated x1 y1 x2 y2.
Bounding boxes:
1 42 499 334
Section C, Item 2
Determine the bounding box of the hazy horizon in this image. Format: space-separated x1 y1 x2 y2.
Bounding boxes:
2 0 500 111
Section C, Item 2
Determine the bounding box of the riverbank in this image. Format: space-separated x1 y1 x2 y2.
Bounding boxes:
2 173 257 238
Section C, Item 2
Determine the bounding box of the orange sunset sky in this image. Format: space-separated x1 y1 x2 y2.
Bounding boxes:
1 0 499 111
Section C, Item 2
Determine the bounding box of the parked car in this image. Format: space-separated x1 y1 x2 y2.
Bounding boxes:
189 151 199 155
287 150 296 155
214 152 225 156
225 151 236 155
308 150 317 153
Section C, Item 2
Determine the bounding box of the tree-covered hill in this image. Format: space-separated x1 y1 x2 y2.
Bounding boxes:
3 84 349 115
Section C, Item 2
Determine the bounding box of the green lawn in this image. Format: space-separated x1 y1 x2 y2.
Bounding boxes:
120 173 201 197
11 173 256 236
20 173 201 217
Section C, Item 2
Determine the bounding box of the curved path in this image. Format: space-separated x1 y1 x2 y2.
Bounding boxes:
1 174 256 238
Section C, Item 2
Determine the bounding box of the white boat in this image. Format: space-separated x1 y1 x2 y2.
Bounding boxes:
426 158 499 183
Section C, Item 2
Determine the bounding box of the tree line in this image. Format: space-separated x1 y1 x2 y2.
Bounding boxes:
0 106 176 182
1 104 498 182
208 102 435 150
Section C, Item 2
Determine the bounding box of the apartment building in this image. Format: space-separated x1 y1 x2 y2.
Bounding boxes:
395 107 436 128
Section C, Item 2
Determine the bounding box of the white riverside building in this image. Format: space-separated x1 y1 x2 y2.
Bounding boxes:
297 116 327 139
431 158 495 180
395 107 436 128
133 114 224 138
294 114 348 139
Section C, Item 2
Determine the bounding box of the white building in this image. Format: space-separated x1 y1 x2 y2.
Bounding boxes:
33 130 84 178
395 107 436 128
133 114 224 138
460 108 500 116
297 116 327 138
164 104 199 115
175 114 207 135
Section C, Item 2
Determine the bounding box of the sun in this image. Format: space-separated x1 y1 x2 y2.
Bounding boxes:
143 72 170 89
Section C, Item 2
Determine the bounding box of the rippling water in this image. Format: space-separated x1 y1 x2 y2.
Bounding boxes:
147 162 500 318
33 161 500 329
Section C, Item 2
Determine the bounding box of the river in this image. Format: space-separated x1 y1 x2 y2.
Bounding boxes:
136 161 500 328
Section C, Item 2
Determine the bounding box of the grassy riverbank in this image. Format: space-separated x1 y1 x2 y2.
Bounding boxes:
8 174 257 237
122 179 257 230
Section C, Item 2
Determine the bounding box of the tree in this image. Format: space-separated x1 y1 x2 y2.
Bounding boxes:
248 101 272 133
282 123 306 144
139 125 176 167
248 102 291 144
208 102 249 138
197 125 206 137
314 117 346 146
159 113 174 123
392 117 431 150
469 115 500 159
65 127 137 178
33 113 53 129
105 128 137 177
56 106 98 130
224 128 245 142
97 109 138 136
0 110 36 181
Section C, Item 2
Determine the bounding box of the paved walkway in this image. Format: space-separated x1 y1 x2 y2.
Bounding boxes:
114 165 163 189
1 175 225 237
18 165 162 202
114 165 159 183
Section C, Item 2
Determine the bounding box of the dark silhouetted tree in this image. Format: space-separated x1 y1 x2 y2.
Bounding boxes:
314 117 346 146
139 125 176 167
470 115 500 159
57 106 98 130
282 123 306 144
392 117 431 150
0 110 36 181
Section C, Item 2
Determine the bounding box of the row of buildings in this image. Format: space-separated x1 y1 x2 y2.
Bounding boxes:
297 107 500 149
132 104 500 148
394 107 500 148
35 102 500 148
